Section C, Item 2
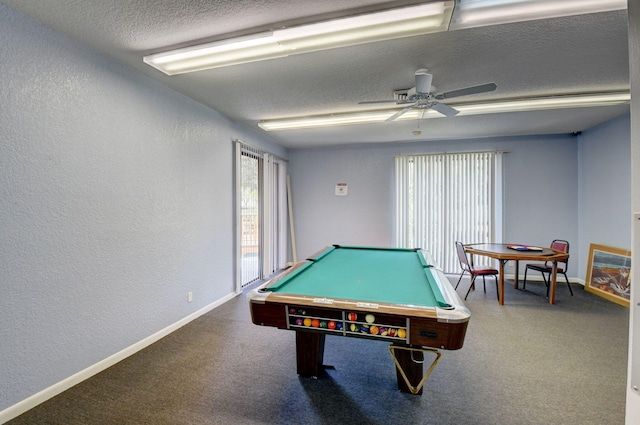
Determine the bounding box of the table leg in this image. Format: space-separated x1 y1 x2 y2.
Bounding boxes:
295 331 325 378
549 261 558 304
499 260 505 305
393 345 424 395
513 260 520 289
389 344 441 395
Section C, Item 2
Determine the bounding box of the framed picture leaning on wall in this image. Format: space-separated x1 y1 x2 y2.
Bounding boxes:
585 243 631 307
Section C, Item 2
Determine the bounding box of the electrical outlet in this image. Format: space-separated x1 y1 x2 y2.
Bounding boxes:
188 292 193 303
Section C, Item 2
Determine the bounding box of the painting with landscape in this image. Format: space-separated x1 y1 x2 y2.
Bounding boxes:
585 244 631 307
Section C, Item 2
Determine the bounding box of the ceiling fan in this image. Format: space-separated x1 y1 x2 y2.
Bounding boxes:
359 69 497 122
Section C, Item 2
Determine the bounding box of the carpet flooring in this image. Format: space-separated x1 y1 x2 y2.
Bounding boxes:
7 278 629 425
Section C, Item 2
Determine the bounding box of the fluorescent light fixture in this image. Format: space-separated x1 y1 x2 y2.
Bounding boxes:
143 1 454 75
258 92 630 130
450 0 627 30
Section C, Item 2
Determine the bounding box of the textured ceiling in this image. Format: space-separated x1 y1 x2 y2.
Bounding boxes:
1 0 630 148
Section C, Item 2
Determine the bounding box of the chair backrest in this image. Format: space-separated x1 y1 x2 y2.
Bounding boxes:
549 239 569 268
455 241 471 272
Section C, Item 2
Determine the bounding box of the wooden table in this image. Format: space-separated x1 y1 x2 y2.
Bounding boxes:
464 243 570 305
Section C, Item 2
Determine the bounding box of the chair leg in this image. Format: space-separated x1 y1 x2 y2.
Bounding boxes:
563 273 573 296
465 276 477 300
523 267 529 290
455 271 465 290
494 276 499 300
482 275 487 293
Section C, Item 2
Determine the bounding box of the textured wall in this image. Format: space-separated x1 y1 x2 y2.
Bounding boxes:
578 114 632 276
0 3 283 412
627 0 640 421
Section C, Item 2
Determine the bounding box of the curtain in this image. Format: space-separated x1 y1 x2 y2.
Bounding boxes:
234 141 288 289
395 151 503 273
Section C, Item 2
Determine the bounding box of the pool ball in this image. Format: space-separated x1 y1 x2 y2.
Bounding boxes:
379 327 388 336
328 321 336 330
388 328 397 337
299 310 306 316
303 318 312 327
289 308 297 314
348 312 358 321
360 324 370 334
311 319 320 328
365 314 375 324
295 318 303 325
320 321 327 328
349 323 358 332
335 323 343 330
370 325 379 335
397 329 407 338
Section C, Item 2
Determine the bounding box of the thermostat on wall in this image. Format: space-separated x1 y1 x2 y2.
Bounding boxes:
335 183 348 196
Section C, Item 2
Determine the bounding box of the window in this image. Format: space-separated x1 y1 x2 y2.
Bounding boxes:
395 151 503 273
235 141 288 289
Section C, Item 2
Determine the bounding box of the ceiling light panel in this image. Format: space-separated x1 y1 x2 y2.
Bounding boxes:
143 1 454 75
450 0 627 30
258 92 630 131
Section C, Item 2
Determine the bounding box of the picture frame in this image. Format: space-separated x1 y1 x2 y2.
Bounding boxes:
585 243 631 307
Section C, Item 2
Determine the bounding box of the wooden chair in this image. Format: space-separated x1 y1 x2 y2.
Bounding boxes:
454 241 499 300
523 239 573 296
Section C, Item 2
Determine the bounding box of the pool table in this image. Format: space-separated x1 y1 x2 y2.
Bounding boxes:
248 245 470 395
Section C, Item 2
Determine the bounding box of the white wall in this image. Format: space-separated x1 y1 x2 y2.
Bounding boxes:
627 0 639 421
578 114 632 277
0 3 284 417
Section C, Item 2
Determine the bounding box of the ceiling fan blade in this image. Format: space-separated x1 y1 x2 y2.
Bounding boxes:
386 105 414 122
414 69 433 94
430 102 460 117
436 82 497 100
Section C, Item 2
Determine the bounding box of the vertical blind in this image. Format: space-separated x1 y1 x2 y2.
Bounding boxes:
235 141 288 289
395 151 503 273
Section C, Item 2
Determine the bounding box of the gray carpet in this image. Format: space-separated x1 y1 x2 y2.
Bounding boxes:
8 279 629 425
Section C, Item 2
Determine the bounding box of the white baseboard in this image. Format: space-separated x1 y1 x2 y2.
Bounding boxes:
0 291 238 425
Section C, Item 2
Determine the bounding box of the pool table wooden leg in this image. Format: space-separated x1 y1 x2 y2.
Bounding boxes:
390 344 441 395
295 331 325 378
393 346 424 394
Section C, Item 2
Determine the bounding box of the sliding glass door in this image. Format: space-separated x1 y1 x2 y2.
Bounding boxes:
235 141 288 289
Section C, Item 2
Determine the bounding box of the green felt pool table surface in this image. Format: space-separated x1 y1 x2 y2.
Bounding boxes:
266 245 448 308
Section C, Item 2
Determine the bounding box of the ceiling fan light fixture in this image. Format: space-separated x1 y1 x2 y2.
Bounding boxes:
450 0 627 30
143 1 454 75
258 92 630 131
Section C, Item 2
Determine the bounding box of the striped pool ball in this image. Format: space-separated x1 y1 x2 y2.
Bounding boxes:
369 325 379 335
349 323 358 332
348 312 358 321
360 324 370 334
379 327 388 336
388 328 397 337
365 314 375 324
